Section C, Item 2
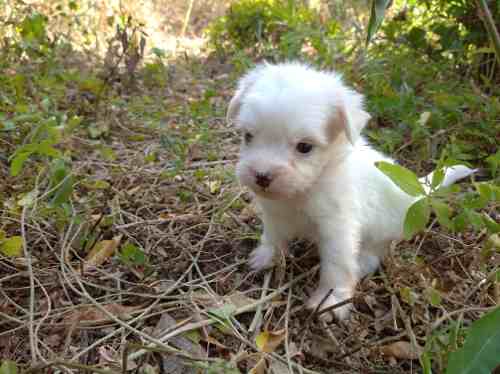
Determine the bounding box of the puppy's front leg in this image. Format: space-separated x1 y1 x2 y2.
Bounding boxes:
249 217 287 271
308 224 360 321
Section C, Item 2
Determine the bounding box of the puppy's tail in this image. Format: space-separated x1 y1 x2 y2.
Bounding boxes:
419 165 476 194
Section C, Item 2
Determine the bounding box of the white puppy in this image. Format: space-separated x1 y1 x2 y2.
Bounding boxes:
227 62 474 320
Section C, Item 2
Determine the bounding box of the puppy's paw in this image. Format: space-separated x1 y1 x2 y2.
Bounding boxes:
358 253 381 278
249 244 275 271
307 288 353 322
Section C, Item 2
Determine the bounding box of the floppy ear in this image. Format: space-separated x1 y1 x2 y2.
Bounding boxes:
337 105 371 145
226 63 268 125
226 89 244 124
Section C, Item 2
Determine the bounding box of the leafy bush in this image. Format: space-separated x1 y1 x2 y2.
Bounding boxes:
368 0 500 80
207 0 341 62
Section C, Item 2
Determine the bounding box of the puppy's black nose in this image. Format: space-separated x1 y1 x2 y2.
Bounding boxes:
255 172 272 188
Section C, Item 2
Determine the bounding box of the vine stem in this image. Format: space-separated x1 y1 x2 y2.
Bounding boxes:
476 0 500 65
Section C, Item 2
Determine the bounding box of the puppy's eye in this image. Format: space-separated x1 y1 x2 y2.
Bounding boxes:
244 132 253 144
296 142 313 154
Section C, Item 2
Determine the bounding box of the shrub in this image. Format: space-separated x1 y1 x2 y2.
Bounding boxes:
206 0 341 62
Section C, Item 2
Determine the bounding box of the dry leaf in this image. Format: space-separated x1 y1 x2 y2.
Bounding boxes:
204 335 229 350
249 357 267 374
158 213 196 222
379 341 422 360
98 345 117 364
97 345 138 370
126 186 141 195
270 360 290 374
255 329 286 353
62 303 137 325
45 334 62 348
139 364 157 374
190 290 257 311
309 335 337 359
187 143 203 161
240 200 261 220
154 313 205 356
288 342 303 360
418 111 431 126
225 291 258 309
12 257 38 268
83 234 122 271
207 180 221 194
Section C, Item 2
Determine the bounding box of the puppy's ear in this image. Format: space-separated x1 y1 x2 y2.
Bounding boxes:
337 105 371 145
226 90 244 125
226 63 268 125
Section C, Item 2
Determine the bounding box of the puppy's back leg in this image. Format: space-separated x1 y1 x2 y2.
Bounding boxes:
358 253 380 277
358 241 391 277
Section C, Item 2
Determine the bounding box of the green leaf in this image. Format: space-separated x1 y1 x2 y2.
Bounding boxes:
406 27 427 50
404 198 431 239
38 139 61 158
18 190 38 207
425 287 442 307
68 1 78 11
453 212 468 232
400 286 417 306
482 234 500 261
432 199 452 229
465 209 483 230
475 182 500 203
208 304 236 323
445 307 500 374
431 168 445 189
51 176 74 206
482 214 500 234
376 161 426 197
0 236 23 257
48 160 74 206
366 0 391 45
119 243 146 266
10 144 37 176
420 352 433 374
0 360 18 374
99 147 116 161
486 150 500 177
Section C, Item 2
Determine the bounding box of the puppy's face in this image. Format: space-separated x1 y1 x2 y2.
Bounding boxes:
236 99 338 199
228 63 370 200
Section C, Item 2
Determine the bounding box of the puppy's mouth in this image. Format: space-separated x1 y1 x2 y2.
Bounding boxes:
252 185 294 200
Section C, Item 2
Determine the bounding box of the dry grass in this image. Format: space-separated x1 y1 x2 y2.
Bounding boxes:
1 2 499 373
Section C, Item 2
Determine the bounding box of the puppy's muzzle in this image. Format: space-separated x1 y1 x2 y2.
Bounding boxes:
255 172 272 189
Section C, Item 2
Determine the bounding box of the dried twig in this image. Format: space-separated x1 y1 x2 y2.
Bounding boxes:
21 205 37 363
128 265 320 361
249 271 272 336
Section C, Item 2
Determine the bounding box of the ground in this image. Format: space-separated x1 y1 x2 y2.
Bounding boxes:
0 2 499 373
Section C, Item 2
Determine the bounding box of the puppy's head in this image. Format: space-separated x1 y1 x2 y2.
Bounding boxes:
228 62 370 200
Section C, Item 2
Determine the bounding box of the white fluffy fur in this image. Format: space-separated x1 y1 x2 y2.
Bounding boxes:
228 62 475 320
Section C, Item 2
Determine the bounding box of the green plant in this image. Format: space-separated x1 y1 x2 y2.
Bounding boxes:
376 157 498 373
206 0 341 62
376 161 499 238
446 307 500 374
366 0 500 79
119 243 147 267
0 361 18 374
